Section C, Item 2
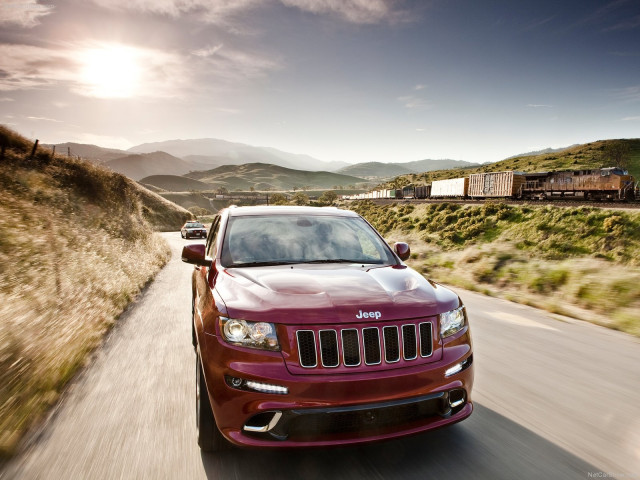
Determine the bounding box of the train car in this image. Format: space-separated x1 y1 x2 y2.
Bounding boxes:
402 185 415 199
430 177 469 197
468 171 526 198
522 167 636 200
414 185 431 199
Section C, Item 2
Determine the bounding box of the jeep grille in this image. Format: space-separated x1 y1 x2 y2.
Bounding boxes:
296 322 433 369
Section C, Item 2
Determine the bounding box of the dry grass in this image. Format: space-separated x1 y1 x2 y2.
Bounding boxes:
0 126 192 457
353 201 640 337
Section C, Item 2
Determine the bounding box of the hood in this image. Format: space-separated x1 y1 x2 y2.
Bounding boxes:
215 263 460 325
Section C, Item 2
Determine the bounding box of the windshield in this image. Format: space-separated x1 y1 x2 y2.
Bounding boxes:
220 214 396 267
186 223 204 228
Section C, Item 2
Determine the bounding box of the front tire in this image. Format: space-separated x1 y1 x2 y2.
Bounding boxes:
196 354 225 452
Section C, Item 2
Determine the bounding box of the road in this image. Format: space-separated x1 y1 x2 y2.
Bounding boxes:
2 232 639 480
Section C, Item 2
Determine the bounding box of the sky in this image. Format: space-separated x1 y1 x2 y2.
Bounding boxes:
0 0 639 165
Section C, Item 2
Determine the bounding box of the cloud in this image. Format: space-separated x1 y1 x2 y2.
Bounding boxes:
621 116 640 121
602 14 640 32
89 0 261 24
191 44 281 79
280 0 403 24
610 85 640 102
414 84 427 91
27 116 64 123
191 44 224 57
0 42 189 99
0 97 15 102
526 104 553 108
0 44 78 91
523 15 556 32
89 0 409 25
397 95 430 109
0 0 54 28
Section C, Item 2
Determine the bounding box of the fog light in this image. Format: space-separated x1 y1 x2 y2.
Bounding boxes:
224 375 288 395
444 355 473 378
245 380 288 395
449 389 466 408
445 363 463 377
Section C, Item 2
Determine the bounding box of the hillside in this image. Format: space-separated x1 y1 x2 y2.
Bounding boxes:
352 201 640 336
380 139 640 189
128 138 346 172
184 162 368 190
103 151 193 181
0 126 192 457
139 175 210 192
337 162 414 178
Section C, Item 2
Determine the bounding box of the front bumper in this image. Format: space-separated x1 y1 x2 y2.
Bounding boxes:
186 230 207 238
199 329 473 447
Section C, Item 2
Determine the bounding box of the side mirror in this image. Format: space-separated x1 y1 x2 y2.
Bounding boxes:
181 244 213 267
394 242 410 261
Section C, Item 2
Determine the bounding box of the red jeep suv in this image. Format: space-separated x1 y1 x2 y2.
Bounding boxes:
181 205 473 451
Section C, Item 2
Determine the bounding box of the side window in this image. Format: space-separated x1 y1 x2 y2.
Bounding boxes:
206 216 221 258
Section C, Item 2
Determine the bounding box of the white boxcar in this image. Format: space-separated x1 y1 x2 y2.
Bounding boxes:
430 177 469 197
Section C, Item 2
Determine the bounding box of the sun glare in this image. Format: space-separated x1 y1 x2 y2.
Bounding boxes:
79 45 142 98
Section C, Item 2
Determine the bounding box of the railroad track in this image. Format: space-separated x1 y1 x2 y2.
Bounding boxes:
360 198 640 209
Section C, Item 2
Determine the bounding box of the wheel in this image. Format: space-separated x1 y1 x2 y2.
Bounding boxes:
196 354 225 451
181 231 185 239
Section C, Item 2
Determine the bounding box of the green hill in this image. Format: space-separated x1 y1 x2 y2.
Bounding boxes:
184 162 369 190
382 139 640 189
0 126 192 457
139 174 210 192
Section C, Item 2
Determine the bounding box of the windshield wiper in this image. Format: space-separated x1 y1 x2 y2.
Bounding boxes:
298 259 379 264
228 261 298 268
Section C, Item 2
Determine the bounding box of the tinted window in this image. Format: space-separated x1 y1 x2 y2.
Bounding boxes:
220 215 395 267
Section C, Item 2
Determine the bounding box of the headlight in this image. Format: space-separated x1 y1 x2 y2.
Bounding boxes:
220 317 280 351
439 306 466 338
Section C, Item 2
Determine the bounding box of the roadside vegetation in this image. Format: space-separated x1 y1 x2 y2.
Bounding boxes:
352 201 640 336
0 126 192 458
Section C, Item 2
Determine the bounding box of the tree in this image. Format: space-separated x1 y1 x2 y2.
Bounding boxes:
318 191 338 205
291 192 309 205
269 193 288 205
600 141 631 169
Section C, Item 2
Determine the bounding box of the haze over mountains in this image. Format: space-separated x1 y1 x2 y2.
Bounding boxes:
128 138 348 172
47 137 480 183
337 159 478 178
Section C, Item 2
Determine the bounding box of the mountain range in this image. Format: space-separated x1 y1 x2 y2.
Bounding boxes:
141 163 367 192
337 159 479 178
128 138 348 172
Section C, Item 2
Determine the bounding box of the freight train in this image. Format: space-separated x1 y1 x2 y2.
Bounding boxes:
343 167 638 202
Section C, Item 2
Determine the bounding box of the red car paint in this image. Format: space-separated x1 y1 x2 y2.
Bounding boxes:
182 206 473 449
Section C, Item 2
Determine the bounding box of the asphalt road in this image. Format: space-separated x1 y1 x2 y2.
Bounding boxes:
2 232 639 480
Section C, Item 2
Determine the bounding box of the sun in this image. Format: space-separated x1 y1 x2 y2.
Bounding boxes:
79 45 142 98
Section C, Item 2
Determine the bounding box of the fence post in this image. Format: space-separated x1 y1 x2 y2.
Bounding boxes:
52 145 56 156
68 147 71 157
1 139 5 162
30 139 39 159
